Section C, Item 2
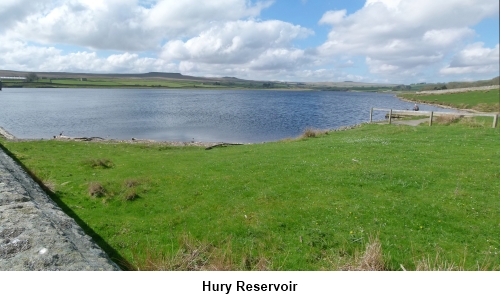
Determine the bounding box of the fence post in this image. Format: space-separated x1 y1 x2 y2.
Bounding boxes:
429 111 433 126
388 109 392 124
494 114 498 128
370 108 373 123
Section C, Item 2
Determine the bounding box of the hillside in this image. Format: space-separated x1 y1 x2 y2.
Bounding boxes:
0 69 399 90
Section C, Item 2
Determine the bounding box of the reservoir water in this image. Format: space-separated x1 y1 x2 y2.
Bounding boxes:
0 88 460 143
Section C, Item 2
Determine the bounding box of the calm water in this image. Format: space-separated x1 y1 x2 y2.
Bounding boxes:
0 88 459 143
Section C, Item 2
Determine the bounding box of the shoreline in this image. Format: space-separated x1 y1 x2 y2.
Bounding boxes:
395 95 482 114
0 123 364 146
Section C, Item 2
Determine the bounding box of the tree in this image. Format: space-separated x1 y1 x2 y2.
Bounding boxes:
26 72 39 83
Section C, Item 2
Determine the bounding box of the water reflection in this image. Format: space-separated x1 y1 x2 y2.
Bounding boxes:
0 88 461 143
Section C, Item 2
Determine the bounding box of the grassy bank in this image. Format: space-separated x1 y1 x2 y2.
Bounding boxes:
1 119 499 270
400 89 500 112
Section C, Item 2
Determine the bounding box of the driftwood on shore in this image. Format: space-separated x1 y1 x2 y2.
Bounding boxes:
205 143 244 150
53 135 106 141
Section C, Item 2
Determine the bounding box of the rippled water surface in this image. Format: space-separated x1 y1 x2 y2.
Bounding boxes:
0 88 459 143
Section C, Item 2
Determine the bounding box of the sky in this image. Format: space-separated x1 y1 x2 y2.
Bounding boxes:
0 0 498 84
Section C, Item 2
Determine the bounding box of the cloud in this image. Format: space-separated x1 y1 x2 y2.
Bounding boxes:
0 1 316 80
440 43 500 75
318 0 499 78
0 0 52 32
8 0 274 51
0 0 497 83
0 36 177 73
159 19 318 79
318 10 346 25
161 20 312 64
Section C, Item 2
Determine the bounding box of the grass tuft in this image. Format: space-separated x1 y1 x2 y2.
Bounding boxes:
458 117 486 128
122 189 139 201
123 178 140 188
299 128 329 139
339 236 385 271
435 114 461 125
413 253 461 271
84 158 113 169
88 182 106 198
42 180 57 193
128 234 239 271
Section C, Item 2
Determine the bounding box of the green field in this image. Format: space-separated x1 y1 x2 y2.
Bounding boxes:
400 89 500 112
0 78 292 90
0 77 396 91
2 119 499 270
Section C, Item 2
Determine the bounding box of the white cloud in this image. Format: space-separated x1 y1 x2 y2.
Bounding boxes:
8 0 274 51
0 1 316 79
161 20 312 65
0 35 177 73
0 0 52 32
440 43 500 75
159 19 317 78
318 0 499 79
318 10 346 25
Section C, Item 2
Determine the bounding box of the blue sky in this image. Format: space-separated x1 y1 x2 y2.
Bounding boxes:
0 0 498 84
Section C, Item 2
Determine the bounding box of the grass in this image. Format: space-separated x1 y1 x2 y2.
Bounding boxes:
434 115 461 125
400 89 500 112
83 158 114 169
1 120 499 271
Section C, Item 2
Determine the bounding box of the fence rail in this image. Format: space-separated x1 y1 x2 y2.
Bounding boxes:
369 108 498 128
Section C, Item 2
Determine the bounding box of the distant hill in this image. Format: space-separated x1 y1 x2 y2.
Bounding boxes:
303 81 399 88
2 69 497 91
0 70 219 82
0 69 401 90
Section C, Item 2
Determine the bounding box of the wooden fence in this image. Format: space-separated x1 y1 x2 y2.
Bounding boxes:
369 108 499 128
